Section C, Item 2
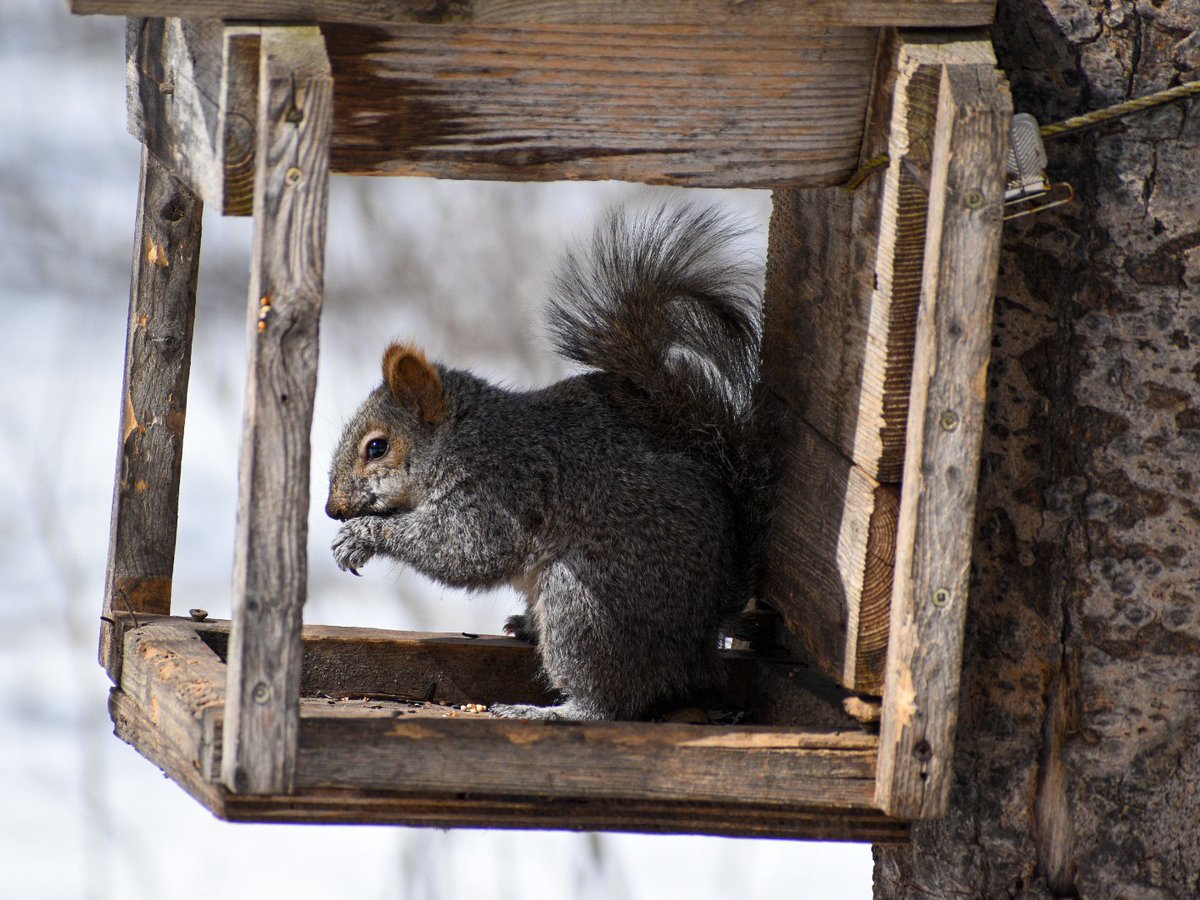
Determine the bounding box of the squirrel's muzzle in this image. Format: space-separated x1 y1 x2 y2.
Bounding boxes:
325 494 350 521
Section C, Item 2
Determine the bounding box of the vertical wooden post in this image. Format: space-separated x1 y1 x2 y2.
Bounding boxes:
875 56 1011 818
102 147 202 682
222 26 332 795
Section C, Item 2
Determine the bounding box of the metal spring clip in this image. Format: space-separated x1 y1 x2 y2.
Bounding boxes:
1004 113 1074 221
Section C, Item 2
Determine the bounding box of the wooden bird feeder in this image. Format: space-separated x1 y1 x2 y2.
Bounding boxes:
75 0 1010 841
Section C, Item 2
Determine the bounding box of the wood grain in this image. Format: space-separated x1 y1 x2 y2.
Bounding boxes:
74 0 996 28
185 616 853 728
108 616 905 839
762 32 996 485
295 715 879 807
101 147 202 682
760 409 898 694
126 19 225 208
222 26 332 795
875 55 1010 819
321 22 878 187
218 27 260 216
118 621 225 768
111 687 906 840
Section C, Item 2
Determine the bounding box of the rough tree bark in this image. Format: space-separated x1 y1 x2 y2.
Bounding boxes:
875 1 1200 897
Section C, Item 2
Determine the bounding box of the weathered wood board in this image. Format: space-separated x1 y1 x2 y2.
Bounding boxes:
75 0 996 28
874 49 1011 820
760 32 1002 706
320 22 877 187
101 147 201 682
107 615 908 841
125 18 883 194
760 409 898 695
222 26 332 796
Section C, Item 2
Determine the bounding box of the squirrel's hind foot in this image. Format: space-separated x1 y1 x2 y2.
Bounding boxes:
488 699 605 721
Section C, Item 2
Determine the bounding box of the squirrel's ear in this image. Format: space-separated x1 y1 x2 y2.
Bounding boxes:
382 343 446 426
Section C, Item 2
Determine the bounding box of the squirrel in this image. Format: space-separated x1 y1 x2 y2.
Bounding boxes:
325 204 772 721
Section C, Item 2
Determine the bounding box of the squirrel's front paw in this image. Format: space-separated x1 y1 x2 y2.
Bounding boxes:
331 519 379 575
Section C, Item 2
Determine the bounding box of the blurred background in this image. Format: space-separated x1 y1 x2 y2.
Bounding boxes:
0 3 871 897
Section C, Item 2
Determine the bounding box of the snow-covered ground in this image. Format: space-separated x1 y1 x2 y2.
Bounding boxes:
0 4 872 897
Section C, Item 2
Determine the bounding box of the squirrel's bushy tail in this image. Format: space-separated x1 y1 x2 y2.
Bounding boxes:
546 203 763 460
548 204 775 606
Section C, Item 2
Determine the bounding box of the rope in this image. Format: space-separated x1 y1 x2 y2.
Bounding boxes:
1038 80 1200 139
845 79 1200 190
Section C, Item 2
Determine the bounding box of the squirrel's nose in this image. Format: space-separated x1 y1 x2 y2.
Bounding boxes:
325 495 348 521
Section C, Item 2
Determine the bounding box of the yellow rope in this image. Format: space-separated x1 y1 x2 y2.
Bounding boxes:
1038 80 1200 139
844 79 1200 190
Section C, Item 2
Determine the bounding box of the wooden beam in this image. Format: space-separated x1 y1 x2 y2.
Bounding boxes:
320 22 877 188
294 715 879 807
101 147 202 682
760 409 898 695
75 1 996 28
218 26 261 215
125 19 263 216
107 617 905 840
111 688 907 841
222 26 332 795
763 31 997 485
875 53 1011 819
125 19 224 208
185 616 854 727
117 621 225 767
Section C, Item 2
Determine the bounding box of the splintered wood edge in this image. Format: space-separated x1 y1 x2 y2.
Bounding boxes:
75 0 994 28
108 616 907 837
875 52 1010 819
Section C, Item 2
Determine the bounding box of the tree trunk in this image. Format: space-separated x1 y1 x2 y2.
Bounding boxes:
875 2 1200 897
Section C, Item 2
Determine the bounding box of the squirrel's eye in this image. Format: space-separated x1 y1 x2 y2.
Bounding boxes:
365 437 389 460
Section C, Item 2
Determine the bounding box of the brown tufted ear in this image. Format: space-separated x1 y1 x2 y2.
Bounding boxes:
381 343 446 426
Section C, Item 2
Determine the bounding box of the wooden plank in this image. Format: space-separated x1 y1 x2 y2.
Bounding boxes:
117 620 225 771
101 147 202 682
107 617 906 839
759 31 997 695
321 22 877 188
218 26 261 216
760 410 898 694
763 31 997 484
125 18 225 207
222 26 332 795
875 58 1011 819
126 19 260 216
185 616 854 727
76 1 996 28
221 791 910 842
294 714 879 807
110 689 906 841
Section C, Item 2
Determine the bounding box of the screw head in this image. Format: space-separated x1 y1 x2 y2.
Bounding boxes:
285 167 304 186
251 682 273 705
933 588 952 608
188 608 208 622
940 409 961 432
964 189 985 209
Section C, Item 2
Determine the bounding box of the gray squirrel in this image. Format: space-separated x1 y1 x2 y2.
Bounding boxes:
326 204 772 721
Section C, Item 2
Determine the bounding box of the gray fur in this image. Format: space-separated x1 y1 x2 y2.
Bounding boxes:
327 204 766 721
